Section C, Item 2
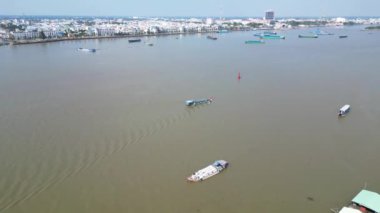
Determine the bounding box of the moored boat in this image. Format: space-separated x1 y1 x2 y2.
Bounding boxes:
207 35 218 40
260 35 285 39
187 160 229 182
129 38 142 43
263 31 277 35
298 34 318 38
314 29 334 35
78 48 96 52
245 40 265 44
339 35 348 39
185 98 213 106
254 31 277 37
338 104 350 116
217 29 228 33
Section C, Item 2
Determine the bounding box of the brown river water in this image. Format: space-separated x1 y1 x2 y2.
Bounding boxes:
0 27 379 213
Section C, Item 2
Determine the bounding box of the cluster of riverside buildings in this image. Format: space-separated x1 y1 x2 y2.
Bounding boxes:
1 15 380 44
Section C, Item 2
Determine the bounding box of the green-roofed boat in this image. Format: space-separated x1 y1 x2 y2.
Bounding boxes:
331 189 380 213
260 35 285 39
245 40 265 44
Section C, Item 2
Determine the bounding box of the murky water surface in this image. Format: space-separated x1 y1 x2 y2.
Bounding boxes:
0 27 379 213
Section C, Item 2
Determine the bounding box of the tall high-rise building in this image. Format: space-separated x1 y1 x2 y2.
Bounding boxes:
265 10 275 20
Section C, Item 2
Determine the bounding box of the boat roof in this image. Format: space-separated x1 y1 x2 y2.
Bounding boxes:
213 160 228 166
352 190 380 212
339 207 362 213
340 105 350 110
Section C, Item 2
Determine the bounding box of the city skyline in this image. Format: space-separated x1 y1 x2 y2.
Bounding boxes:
1 0 380 17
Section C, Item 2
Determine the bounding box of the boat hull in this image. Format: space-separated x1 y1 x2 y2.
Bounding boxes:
260 35 285 39
187 160 228 182
245 40 265 44
78 48 96 52
207 36 217 40
185 98 212 106
129 39 142 43
298 35 318 38
338 105 351 116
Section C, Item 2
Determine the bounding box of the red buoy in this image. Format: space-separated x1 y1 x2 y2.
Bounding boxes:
237 72 241 80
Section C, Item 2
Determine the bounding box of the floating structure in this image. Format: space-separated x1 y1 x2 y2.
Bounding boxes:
207 35 218 40
77 48 96 52
187 160 229 182
129 38 142 43
146 43 154 46
338 104 351 116
185 98 213 106
245 40 265 44
298 34 319 38
332 189 380 213
339 35 348 39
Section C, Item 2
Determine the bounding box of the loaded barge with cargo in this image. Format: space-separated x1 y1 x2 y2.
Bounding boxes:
185 98 213 106
187 160 229 182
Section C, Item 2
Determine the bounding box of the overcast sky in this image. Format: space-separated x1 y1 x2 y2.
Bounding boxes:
1 0 379 17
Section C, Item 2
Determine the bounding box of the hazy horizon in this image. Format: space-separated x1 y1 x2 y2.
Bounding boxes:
1 0 379 17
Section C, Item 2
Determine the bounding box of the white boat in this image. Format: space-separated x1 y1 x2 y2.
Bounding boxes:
78 48 96 52
187 160 228 182
339 105 350 116
185 98 212 106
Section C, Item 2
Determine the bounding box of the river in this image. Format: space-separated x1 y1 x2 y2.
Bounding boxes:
0 26 379 213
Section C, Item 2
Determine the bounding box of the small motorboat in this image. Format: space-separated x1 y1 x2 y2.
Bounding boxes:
338 105 350 116
245 40 265 44
78 48 96 52
185 98 213 106
187 160 229 182
129 38 142 43
339 35 348 39
207 35 218 40
259 35 285 39
298 34 318 38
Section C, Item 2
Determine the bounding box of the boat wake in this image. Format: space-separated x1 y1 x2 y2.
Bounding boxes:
0 108 196 212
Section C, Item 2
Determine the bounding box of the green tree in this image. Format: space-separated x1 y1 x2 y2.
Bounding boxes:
39 31 47 39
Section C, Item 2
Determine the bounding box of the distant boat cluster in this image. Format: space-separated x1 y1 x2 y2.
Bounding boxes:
243 29 351 44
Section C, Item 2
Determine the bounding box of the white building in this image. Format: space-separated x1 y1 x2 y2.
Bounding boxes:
11 31 40 40
206 18 214 25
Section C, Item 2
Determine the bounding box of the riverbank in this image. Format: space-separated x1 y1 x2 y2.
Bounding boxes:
6 30 237 46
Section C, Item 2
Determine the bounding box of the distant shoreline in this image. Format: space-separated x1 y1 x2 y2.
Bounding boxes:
1 25 376 47
3 30 244 46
